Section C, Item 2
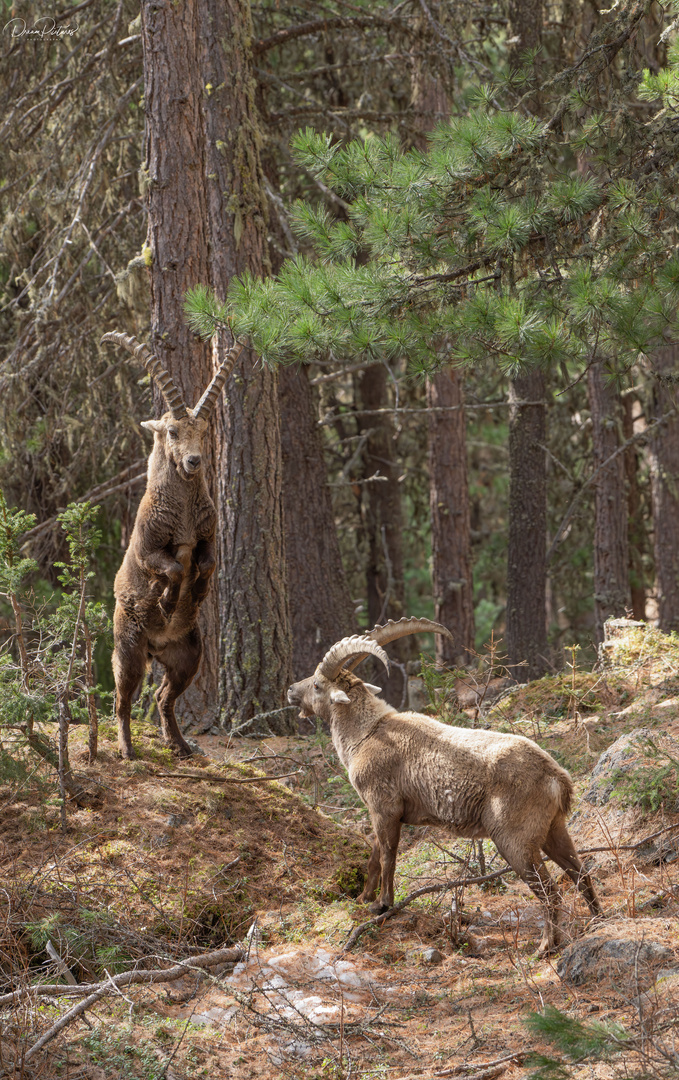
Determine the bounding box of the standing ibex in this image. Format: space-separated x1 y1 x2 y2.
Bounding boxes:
288 617 602 956
101 332 243 759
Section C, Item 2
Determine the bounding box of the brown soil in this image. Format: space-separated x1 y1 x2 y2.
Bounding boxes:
1 641 679 1080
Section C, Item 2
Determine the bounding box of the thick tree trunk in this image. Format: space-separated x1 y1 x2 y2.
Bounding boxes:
202 0 292 731
358 364 413 704
650 346 679 633
410 60 475 668
588 360 630 642
141 0 218 726
623 394 646 621
279 366 355 680
427 370 475 665
142 0 292 733
506 371 548 679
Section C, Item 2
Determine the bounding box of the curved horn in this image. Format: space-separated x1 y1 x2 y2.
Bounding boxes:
193 340 246 421
317 635 390 682
345 617 453 672
101 332 188 419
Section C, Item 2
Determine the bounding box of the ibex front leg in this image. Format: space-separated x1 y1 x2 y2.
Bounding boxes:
190 537 216 605
144 545 191 622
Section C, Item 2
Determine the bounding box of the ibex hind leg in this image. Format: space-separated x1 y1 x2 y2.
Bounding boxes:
112 632 147 760
154 627 202 757
543 819 603 917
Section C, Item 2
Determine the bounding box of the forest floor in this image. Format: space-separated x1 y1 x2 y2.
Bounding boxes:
1 624 679 1080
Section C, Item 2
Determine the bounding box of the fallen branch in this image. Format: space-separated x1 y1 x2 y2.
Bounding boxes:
341 867 512 953
15 945 243 1062
389 1049 530 1080
435 1050 530 1076
152 768 302 785
578 820 679 855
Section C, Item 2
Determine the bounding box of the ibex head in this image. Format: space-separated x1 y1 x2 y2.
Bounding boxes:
288 617 454 721
101 332 245 481
140 412 209 480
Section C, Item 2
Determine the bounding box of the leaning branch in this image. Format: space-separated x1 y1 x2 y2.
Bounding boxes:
151 768 302 785
342 867 512 953
19 460 147 546
19 946 243 1061
252 15 399 55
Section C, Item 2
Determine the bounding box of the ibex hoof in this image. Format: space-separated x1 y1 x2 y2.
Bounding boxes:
369 901 390 916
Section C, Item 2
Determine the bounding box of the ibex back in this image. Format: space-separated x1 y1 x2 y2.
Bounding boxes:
102 333 243 759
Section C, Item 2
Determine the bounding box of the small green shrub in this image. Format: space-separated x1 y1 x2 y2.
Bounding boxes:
613 737 679 812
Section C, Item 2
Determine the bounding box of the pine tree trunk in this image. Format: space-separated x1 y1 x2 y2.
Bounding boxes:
427 370 475 665
650 346 679 632
279 365 355 680
142 0 292 733
409 56 475 668
141 0 218 726
506 371 548 679
588 360 630 642
358 364 412 704
623 394 646 621
202 0 292 731
505 0 547 681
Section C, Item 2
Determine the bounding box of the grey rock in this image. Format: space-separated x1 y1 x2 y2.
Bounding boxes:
557 937 674 987
584 728 679 807
637 837 679 866
421 948 443 965
584 729 654 806
407 677 429 712
166 813 185 829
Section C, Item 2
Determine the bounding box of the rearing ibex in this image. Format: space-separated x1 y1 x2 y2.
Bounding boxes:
101 332 244 759
288 617 602 956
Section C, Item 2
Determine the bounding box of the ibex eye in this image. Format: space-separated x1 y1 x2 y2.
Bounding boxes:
313 682 320 691
168 428 178 439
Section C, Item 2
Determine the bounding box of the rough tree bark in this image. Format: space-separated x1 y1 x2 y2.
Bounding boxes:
588 359 630 642
506 371 548 679
650 346 679 633
140 0 217 725
623 394 646 621
426 371 475 666
141 0 292 732
279 366 355 680
358 364 413 703
505 0 549 680
202 0 292 730
411 44 475 667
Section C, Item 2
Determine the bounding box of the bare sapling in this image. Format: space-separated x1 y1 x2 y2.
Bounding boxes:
101 332 244 759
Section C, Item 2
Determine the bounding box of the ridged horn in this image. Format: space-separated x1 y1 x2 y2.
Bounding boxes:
317 635 390 682
193 340 246 421
101 332 188 419
344 617 453 672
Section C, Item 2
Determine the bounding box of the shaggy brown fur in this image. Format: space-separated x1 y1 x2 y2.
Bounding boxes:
113 412 216 759
103 332 244 760
288 663 602 956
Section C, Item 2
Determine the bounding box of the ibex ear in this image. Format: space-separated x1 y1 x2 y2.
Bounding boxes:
330 688 351 704
364 683 383 695
141 420 164 434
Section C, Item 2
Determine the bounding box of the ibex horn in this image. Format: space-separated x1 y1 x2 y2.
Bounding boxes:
317 636 390 682
192 340 246 422
101 332 188 420
344 617 453 672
